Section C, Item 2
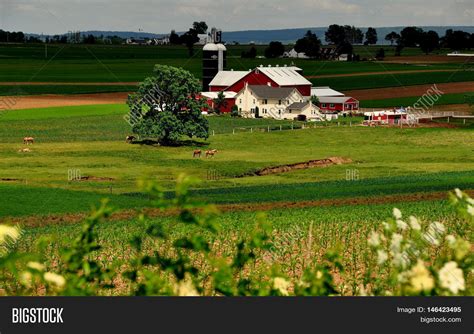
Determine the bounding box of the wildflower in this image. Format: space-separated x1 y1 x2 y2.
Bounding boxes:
430 222 446 235
390 233 403 254
43 272 66 288
0 225 20 244
377 250 388 265
382 221 392 231
454 189 463 199
393 252 410 269
438 262 465 294
368 232 381 248
423 232 440 246
450 239 470 261
409 216 421 231
27 262 45 272
396 220 408 231
393 208 402 220
19 271 33 287
407 260 434 293
445 235 456 246
175 279 199 296
467 205 474 216
273 277 290 296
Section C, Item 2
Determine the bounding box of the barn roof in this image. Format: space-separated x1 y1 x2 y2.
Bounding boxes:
248 85 296 99
256 66 312 86
319 96 357 103
311 87 345 97
209 71 249 87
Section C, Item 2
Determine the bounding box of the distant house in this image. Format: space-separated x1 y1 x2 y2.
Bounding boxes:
283 48 309 59
196 34 209 45
338 54 349 61
318 96 359 113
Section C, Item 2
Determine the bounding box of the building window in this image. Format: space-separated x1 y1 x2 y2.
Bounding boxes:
239 99 242 104
253 99 256 104
264 99 268 104
321 103 326 108
278 100 282 105
330 104 335 108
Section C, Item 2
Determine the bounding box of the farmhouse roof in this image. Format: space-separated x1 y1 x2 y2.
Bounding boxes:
311 87 345 97
319 96 357 104
248 85 296 99
256 66 311 86
209 71 249 87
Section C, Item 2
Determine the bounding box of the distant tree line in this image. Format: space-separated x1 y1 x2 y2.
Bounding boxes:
384 27 474 55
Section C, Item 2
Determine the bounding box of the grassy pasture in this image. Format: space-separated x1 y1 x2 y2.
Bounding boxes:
0 104 473 219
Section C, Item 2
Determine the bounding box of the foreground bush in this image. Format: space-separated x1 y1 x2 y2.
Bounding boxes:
0 176 472 296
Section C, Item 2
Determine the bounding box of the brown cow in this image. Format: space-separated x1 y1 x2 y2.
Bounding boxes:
23 137 34 145
193 150 202 158
126 135 136 143
206 149 218 158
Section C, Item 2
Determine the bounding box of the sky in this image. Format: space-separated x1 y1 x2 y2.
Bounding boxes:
0 0 473 35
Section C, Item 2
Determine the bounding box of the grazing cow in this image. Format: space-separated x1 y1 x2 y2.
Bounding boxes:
206 149 218 158
23 137 34 145
126 135 136 143
193 150 202 158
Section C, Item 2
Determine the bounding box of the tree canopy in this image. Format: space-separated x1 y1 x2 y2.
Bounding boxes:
365 27 378 45
127 65 209 146
264 41 285 58
294 30 322 58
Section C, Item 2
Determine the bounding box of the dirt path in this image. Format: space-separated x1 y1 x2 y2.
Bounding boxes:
1 92 130 110
344 81 474 101
7 190 474 228
383 55 474 64
305 69 457 79
0 82 138 86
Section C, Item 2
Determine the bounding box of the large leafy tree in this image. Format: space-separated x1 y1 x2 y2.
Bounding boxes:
420 30 440 54
294 30 322 58
365 27 378 45
385 31 400 46
264 41 285 58
127 65 209 146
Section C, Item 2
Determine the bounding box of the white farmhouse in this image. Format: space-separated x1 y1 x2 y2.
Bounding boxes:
283 48 309 59
235 84 322 120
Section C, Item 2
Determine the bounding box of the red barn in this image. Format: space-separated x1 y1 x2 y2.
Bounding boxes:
209 66 312 97
318 96 359 113
200 91 237 114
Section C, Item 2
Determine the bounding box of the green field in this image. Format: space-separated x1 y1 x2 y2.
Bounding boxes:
360 93 474 108
0 103 473 219
0 44 470 95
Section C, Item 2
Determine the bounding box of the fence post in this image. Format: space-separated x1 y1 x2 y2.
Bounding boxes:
233 128 235 135
291 123 294 130
280 125 282 131
268 126 270 132
251 127 253 133
350 121 352 127
213 130 215 136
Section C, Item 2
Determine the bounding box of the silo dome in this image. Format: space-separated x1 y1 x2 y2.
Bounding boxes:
216 43 227 51
203 43 219 51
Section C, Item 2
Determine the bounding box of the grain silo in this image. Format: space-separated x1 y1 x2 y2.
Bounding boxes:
202 28 226 92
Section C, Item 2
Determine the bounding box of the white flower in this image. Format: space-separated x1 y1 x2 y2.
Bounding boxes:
467 198 474 205
393 208 402 220
390 233 403 254
0 225 20 245
175 279 199 296
393 252 410 269
407 260 434 293
27 262 45 272
438 262 465 294
43 272 66 288
454 189 463 199
430 222 446 235
467 205 474 216
368 231 381 248
20 271 33 287
409 216 421 231
396 220 408 231
377 250 388 265
273 277 290 296
445 235 456 246
382 221 391 231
